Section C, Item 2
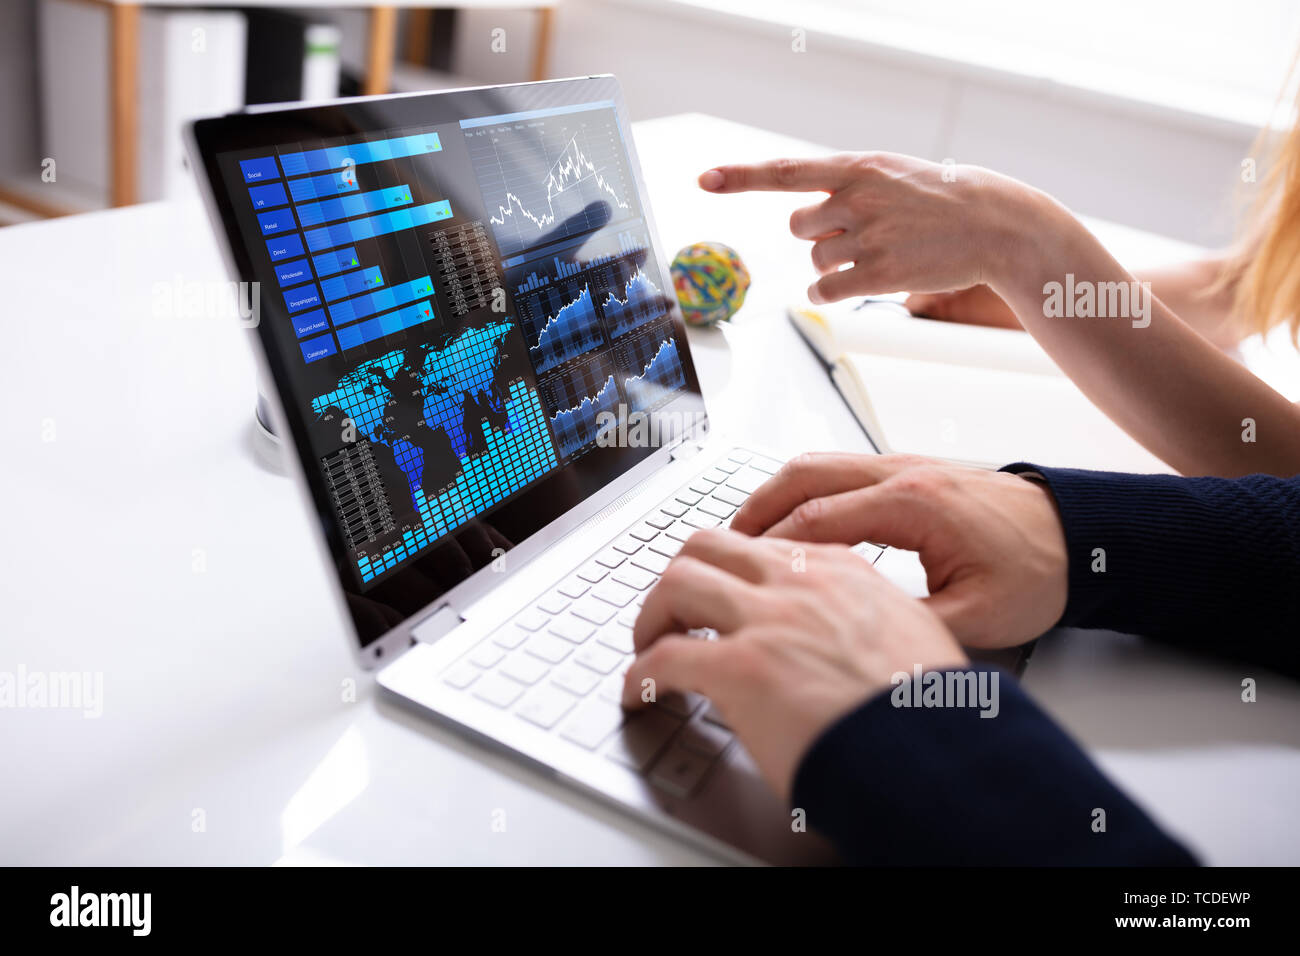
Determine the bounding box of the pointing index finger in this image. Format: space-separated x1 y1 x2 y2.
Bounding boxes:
699 155 856 194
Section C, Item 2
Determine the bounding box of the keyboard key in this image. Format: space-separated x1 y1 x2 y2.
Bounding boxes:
473 674 524 709
630 550 671 575
492 626 529 650
650 744 715 797
688 479 716 495
594 548 627 569
616 608 640 628
560 699 627 749
714 459 740 474
548 615 596 644
612 535 643 555
628 523 659 542
681 511 721 530
516 685 577 729
536 593 571 615
576 562 609 584
513 607 551 632
644 513 674 530
500 653 549 686
695 498 735 520
674 489 703 506
711 485 748 508
852 542 886 564
441 662 480 690
700 468 730 484
575 644 623 675
469 643 506 669
664 521 696 542
679 716 733 757
552 665 600 697
557 578 590 600
726 467 769 495
605 710 682 771
612 565 657 590
649 536 682 558
592 579 639 608
660 501 689 518
597 624 635 654
598 673 627 703
570 598 616 625
526 633 574 664
727 449 753 464
751 456 783 475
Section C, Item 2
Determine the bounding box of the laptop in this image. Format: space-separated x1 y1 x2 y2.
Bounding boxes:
187 76 913 865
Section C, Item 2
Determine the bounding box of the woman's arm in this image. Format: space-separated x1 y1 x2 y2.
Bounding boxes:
699 154 1300 477
906 256 1244 350
991 190 1300 476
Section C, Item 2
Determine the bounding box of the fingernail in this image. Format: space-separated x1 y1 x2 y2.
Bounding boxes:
699 169 724 191
808 285 824 304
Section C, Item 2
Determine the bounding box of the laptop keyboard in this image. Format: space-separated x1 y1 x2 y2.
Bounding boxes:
437 447 887 799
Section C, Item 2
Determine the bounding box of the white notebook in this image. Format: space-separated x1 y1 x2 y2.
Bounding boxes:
789 300 1170 473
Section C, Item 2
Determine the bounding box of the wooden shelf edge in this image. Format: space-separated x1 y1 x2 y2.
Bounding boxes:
0 184 81 220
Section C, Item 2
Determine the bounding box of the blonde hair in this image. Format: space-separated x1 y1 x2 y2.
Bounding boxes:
1227 58 1300 343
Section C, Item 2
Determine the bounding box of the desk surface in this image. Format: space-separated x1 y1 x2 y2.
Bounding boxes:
3 113 1297 865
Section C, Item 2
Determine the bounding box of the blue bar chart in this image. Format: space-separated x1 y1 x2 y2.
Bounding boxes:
327 275 434 325
311 247 360 278
278 132 443 177
516 270 550 294
303 201 453 253
239 125 455 368
320 266 385 303
294 185 414 228
334 300 436 352
288 170 362 203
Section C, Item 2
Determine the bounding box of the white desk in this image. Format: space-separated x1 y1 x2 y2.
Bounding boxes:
3 113 1298 865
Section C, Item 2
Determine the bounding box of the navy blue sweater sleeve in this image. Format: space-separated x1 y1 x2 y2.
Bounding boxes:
793 668 1196 865
1003 466 1300 677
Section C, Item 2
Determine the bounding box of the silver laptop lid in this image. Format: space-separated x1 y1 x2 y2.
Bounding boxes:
187 77 707 664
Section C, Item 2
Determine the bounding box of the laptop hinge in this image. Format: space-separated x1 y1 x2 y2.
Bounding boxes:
411 604 465 645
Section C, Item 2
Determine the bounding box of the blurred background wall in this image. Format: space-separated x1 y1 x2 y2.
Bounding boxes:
3 0 1297 248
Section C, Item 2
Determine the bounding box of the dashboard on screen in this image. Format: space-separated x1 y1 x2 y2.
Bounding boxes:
194 78 704 646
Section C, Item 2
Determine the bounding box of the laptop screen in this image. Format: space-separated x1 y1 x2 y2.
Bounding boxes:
192 78 704 648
